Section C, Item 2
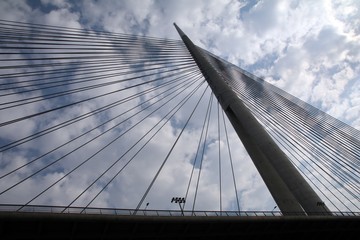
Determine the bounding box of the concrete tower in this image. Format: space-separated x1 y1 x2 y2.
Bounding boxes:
174 23 331 216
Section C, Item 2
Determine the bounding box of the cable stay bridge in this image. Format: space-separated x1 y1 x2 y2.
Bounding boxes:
0 20 359 239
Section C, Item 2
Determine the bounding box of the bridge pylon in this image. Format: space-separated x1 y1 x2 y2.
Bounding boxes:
174 23 331 216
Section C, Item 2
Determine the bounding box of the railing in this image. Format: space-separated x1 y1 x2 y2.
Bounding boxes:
0 204 359 217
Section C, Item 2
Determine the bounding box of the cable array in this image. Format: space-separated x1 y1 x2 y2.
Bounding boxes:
0 19 358 214
203 50 360 212
0 20 242 213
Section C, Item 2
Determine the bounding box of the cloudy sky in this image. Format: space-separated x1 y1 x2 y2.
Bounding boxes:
0 0 359 213
2 0 359 127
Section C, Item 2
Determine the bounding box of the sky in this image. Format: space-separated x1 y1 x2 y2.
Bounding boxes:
0 0 359 212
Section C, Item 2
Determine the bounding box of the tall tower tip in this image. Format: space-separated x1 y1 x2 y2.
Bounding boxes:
173 23 186 37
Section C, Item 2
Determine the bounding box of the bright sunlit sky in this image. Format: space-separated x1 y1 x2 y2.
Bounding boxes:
0 0 359 211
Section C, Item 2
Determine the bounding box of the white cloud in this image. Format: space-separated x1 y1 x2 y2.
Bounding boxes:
41 8 81 28
0 0 33 23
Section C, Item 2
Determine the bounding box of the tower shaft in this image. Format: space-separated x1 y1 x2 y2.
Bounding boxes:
174 23 331 215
